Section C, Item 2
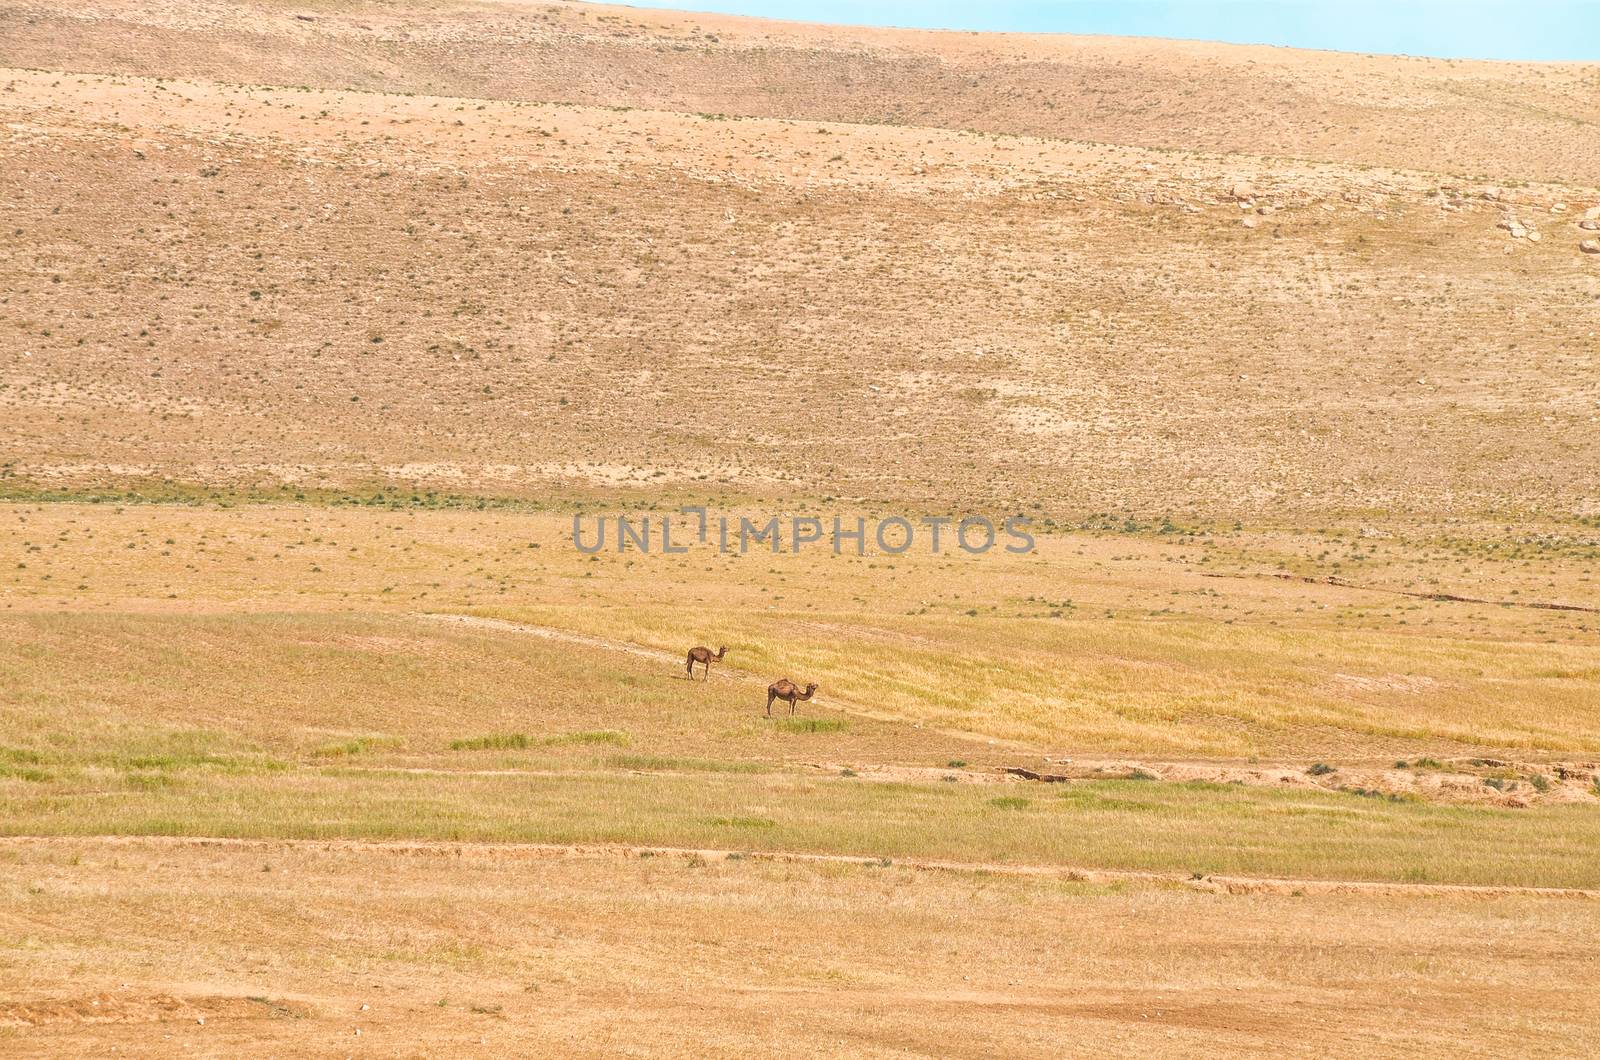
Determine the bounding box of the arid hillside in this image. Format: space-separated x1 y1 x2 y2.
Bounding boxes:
6 9 1600 1053
5 0 1600 183
2 0 1599 520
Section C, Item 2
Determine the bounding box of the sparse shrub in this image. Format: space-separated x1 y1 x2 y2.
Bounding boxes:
1307 762 1337 776
1530 774 1551 793
1340 786 1414 803
947 759 967 769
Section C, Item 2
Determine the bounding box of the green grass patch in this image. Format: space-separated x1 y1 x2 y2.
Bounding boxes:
5 771 1600 888
312 735 404 758
449 733 531 751
0 762 53 783
775 717 846 734
549 729 630 747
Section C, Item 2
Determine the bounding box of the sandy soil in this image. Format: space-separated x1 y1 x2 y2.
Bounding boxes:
4 836 1600 1056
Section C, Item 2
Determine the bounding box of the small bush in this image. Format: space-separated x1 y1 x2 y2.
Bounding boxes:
1530 774 1551 793
1341 786 1415 803
1307 762 1337 776
947 759 967 769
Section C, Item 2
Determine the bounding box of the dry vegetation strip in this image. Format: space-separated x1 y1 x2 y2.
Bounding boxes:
5 765 1600 889
2 838 1598 1056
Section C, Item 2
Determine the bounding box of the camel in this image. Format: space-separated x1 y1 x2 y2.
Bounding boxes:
766 678 818 717
686 645 727 681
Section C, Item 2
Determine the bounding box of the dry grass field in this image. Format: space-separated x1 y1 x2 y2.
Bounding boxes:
2 0 1600 1054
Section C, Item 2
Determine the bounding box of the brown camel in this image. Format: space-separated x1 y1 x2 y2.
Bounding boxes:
686 645 727 681
766 678 818 717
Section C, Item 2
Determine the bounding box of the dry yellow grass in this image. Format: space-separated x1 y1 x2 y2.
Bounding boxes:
4 504 1597 756
3 1 1600 1052
4 506 1600 891
4 838 1599 1056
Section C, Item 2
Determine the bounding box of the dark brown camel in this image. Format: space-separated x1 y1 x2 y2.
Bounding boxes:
766 679 818 717
686 645 727 681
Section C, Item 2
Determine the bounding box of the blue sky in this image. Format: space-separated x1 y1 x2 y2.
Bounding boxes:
615 1 1600 61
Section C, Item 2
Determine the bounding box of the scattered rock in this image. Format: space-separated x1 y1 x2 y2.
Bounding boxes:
1581 239 1600 255
1240 216 1258 228
1579 219 1600 231
1586 206 1600 220
1229 181 1258 202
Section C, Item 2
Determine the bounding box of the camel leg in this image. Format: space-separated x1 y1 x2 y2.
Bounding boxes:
766 690 775 717
686 656 694 680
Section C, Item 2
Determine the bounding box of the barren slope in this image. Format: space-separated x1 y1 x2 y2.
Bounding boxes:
3 0 1599 183
2 74 1598 519
2 0 1599 520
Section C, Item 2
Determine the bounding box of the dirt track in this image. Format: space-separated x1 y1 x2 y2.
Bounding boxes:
3 834 1594 901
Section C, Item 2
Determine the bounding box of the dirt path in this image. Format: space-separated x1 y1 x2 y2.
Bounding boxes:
1202 570 1600 614
3 834 1594 901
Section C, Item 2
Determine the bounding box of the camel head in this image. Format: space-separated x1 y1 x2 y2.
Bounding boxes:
802 682 819 699
716 645 728 659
